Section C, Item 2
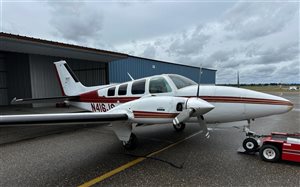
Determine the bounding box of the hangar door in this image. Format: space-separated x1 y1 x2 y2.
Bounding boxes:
29 55 108 100
0 53 8 105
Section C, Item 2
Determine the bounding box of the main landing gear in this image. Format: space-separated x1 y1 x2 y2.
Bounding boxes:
173 122 186 132
112 122 139 150
122 133 138 150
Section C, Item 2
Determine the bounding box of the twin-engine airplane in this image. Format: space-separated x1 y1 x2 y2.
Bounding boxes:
0 61 294 149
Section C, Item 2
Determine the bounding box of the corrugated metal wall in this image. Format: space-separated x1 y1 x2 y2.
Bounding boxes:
0 53 8 105
29 55 62 98
68 59 107 86
109 57 216 84
0 52 108 106
29 54 107 99
6 52 32 102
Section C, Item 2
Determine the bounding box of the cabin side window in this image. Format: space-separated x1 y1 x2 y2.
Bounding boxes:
118 84 128 95
107 87 115 96
131 80 146 95
149 77 172 93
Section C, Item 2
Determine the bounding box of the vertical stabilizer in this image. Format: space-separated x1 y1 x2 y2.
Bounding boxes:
54 60 87 96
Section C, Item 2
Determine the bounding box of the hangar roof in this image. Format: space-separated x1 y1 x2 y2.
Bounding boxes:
0 32 127 63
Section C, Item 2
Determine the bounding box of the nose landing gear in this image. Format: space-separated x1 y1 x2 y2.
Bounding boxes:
243 137 259 153
238 119 261 153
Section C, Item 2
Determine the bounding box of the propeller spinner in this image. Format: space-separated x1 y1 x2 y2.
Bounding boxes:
173 97 214 125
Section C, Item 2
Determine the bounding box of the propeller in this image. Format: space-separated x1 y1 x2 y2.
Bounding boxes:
173 97 214 126
173 108 194 125
172 66 214 138
198 115 210 138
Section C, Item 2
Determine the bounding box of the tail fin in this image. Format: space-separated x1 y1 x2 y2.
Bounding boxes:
54 60 88 96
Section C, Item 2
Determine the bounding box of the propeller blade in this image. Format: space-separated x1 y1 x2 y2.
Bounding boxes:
173 108 194 125
197 115 210 138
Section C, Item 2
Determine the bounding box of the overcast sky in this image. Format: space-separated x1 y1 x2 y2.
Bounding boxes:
1 0 299 84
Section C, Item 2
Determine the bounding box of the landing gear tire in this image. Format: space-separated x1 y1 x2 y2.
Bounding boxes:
243 138 259 152
259 144 281 162
173 123 186 132
122 133 138 150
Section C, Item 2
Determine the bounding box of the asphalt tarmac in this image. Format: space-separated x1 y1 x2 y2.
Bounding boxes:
0 93 299 187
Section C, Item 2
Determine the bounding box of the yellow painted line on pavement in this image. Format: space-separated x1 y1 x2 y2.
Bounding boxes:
79 131 202 187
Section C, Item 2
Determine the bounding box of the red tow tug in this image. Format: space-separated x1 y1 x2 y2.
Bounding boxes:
240 130 300 163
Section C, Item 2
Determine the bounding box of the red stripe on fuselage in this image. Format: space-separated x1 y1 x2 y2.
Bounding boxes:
188 96 293 106
79 90 139 103
133 111 178 118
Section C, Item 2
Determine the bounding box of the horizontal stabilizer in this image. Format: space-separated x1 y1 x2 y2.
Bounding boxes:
0 112 128 127
11 96 80 105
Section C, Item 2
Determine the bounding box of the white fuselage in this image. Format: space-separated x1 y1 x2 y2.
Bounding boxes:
69 74 293 125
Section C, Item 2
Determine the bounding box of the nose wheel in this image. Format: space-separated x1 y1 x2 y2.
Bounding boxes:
243 137 259 152
173 122 186 132
239 119 261 153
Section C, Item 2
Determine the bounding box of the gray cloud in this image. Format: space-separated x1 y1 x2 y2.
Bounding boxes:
209 50 234 63
249 42 299 65
2 20 19 33
199 40 299 71
224 2 298 41
48 2 103 44
255 65 277 74
142 44 156 59
167 26 211 56
116 1 299 84
275 60 300 78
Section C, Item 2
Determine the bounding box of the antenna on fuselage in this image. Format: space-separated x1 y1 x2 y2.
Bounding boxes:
127 72 134 81
196 65 202 98
237 70 240 88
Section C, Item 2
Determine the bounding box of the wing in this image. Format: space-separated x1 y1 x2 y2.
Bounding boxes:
0 112 128 127
11 96 79 105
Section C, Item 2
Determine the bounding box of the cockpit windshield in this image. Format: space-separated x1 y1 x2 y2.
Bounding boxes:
168 75 197 89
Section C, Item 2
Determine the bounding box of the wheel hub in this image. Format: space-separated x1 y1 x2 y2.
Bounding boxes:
246 142 254 149
263 148 276 159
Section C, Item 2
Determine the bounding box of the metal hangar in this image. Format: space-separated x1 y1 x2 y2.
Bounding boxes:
0 32 216 106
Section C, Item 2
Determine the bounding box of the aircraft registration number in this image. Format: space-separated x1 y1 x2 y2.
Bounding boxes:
91 103 116 112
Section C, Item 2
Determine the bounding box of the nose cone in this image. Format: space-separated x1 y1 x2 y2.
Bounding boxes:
263 93 294 113
281 97 294 112
187 98 215 115
243 89 294 116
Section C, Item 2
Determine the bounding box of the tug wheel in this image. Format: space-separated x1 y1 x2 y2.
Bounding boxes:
259 144 280 162
243 138 259 152
122 133 138 150
173 123 186 132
